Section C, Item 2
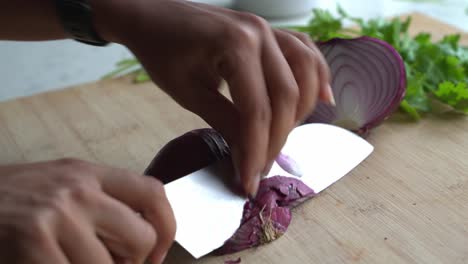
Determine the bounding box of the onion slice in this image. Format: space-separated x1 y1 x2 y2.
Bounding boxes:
306 37 407 136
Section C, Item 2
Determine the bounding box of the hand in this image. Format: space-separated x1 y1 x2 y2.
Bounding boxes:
0 159 175 264
95 0 333 196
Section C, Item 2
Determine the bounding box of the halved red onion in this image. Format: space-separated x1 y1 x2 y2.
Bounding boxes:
306 37 407 136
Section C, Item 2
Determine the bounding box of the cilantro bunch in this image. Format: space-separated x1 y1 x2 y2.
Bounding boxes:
291 6 468 119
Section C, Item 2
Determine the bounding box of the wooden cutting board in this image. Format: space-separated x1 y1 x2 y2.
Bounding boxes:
0 13 467 264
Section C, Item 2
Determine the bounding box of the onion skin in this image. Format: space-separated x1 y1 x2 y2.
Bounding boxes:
215 176 315 255
144 128 230 184
275 153 303 177
307 37 407 136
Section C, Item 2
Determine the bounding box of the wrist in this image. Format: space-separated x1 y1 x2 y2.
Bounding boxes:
91 0 139 44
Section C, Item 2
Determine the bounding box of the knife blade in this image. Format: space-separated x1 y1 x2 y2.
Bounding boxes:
164 123 374 258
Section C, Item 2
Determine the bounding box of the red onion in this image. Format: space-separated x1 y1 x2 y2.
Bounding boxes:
307 37 407 136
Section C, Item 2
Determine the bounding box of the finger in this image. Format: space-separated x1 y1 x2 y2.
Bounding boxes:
56 207 113 264
261 159 275 177
93 167 176 264
21 224 70 264
62 185 156 263
274 29 323 124
162 72 239 147
89 192 156 263
164 76 250 196
29 239 70 264
216 28 271 196
261 26 301 172
278 29 333 108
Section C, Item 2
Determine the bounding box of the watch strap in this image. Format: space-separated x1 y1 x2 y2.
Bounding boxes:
56 0 109 46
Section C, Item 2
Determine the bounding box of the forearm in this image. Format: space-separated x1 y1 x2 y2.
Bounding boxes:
0 0 132 42
0 0 66 40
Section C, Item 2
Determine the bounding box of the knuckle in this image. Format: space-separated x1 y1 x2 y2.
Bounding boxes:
143 229 157 251
310 49 325 65
27 211 51 242
294 47 318 66
296 32 313 44
47 189 72 214
224 24 260 51
144 177 165 196
301 48 329 82
55 158 95 176
134 226 157 261
290 49 319 75
53 159 99 203
53 175 96 207
241 103 272 125
240 12 270 32
40 190 78 227
68 180 95 204
281 83 300 105
316 53 330 76
304 49 319 64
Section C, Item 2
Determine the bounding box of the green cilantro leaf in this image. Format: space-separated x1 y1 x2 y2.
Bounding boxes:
434 81 468 113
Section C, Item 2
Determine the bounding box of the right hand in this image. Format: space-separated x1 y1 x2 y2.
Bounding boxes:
0 158 175 264
93 0 333 197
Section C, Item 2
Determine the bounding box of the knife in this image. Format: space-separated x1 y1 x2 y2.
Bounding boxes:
164 123 374 258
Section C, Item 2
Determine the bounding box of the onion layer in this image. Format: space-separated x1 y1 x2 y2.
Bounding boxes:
306 37 407 136
215 176 315 255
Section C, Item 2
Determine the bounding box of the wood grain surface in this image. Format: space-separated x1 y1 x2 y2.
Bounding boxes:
0 13 467 264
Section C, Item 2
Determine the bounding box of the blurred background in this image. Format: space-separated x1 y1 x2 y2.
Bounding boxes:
0 0 467 102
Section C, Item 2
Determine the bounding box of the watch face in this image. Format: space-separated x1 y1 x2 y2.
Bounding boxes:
56 0 109 46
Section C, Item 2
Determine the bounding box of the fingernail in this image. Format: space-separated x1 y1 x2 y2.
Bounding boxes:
326 84 336 106
247 173 261 198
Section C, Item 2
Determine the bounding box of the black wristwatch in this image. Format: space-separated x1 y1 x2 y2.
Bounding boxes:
55 0 109 46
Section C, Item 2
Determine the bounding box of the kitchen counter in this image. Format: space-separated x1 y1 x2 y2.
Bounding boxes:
0 0 467 101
